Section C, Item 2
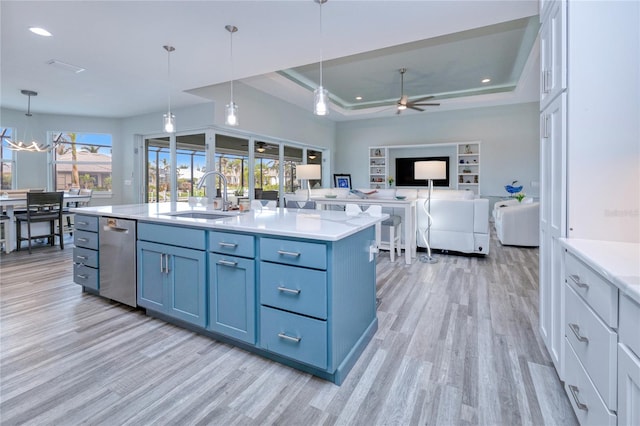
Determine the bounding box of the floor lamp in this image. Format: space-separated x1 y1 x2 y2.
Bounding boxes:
414 160 447 263
297 164 321 200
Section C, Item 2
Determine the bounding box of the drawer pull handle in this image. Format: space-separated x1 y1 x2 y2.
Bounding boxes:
217 259 238 267
77 238 89 243
569 274 589 289
568 385 588 412
278 333 301 343
77 221 89 226
218 242 238 248
76 255 88 260
76 274 88 279
277 250 300 257
277 286 301 295
568 323 589 343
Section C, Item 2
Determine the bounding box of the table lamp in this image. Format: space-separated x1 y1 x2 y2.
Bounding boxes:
297 164 321 200
415 160 446 263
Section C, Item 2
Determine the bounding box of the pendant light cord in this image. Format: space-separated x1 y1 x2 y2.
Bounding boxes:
167 48 172 114
319 0 324 87
229 29 234 103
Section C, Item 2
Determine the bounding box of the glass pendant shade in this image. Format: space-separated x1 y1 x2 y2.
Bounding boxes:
313 86 329 116
225 102 238 126
163 113 175 133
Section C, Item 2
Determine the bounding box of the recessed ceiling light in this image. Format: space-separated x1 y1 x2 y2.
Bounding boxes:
481 78 491 84
29 27 52 37
355 96 363 100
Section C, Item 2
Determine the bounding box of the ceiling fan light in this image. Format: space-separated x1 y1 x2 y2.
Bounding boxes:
225 102 238 126
314 86 329 116
163 113 176 133
397 104 407 111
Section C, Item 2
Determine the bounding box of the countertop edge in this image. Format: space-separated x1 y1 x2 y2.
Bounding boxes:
559 238 640 305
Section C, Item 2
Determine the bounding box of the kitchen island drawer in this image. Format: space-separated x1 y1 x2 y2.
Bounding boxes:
565 251 618 327
564 339 616 426
73 247 98 268
74 229 98 250
138 222 206 250
260 262 327 319
74 263 98 290
565 283 617 409
260 237 326 270
260 306 327 369
209 231 254 258
74 214 98 232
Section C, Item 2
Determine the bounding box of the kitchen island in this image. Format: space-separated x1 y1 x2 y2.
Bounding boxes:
71 202 384 384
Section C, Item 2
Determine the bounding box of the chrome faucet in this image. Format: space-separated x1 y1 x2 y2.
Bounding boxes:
196 171 230 211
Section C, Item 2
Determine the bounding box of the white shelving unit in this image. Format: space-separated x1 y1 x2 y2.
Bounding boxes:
456 142 480 195
368 147 388 189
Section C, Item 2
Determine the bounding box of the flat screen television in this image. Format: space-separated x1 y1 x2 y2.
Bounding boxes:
395 156 450 187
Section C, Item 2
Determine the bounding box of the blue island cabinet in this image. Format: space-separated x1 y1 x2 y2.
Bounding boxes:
258 226 378 384
137 222 207 328
208 231 256 344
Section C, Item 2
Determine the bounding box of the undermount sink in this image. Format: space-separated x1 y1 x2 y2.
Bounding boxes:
169 211 238 220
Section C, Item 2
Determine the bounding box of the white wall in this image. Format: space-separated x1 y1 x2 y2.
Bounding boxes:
335 102 540 198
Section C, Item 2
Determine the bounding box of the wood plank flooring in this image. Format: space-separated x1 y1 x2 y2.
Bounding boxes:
0 231 577 425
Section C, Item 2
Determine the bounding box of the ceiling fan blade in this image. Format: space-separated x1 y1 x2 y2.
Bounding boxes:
411 102 441 107
410 95 435 103
408 105 425 112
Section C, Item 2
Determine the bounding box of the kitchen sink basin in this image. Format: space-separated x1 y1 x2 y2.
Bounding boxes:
169 211 238 220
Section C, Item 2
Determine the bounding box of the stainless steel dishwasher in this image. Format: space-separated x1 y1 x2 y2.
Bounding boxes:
99 217 137 307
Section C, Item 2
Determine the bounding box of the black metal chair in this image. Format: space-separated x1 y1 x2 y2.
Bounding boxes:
15 191 64 253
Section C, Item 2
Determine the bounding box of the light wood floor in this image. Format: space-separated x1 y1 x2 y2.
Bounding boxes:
0 231 577 425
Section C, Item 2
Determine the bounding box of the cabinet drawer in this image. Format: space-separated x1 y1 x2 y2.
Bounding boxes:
619 293 640 358
209 231 254 258
74 263 98 290
260 238 327 270
565 284 617 409
564 339 616 426
74 229 98 250
260 262 327 319
260 306 327 369
73 247 98 268
138 222 206 250
74 214 98 232
565 251 618 327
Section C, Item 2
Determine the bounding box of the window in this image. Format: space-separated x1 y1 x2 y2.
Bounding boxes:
52 132 112 192
1 128 15 190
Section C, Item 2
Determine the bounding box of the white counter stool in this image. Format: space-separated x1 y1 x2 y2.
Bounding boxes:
379 215 402 262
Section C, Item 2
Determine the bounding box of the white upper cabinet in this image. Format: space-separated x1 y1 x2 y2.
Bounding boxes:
539 0 566 110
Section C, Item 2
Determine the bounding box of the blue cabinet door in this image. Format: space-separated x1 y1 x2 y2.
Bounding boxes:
208 253 256 344
167 245 207 328
138 241 207 328
137 241 166 310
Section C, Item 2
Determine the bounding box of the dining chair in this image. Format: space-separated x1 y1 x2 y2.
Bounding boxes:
15 191 65 253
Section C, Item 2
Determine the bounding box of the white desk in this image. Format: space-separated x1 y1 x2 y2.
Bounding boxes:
312 196 417 265
0 193 91 252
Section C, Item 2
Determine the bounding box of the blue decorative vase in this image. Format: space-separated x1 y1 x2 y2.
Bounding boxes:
505 184 523 194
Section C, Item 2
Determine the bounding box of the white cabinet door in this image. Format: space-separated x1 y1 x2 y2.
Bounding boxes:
618 343 640 426
540 92 567 379
539 0 566 111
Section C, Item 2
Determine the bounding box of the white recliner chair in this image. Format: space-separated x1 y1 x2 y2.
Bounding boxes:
494 202 540 247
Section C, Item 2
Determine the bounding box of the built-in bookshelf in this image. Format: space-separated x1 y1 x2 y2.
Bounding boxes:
456 142 480 195
369 147 388 189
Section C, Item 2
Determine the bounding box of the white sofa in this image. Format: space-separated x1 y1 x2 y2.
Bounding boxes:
414 189 490 255
494 201 540 247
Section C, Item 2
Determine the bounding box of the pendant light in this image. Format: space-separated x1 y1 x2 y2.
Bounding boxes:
162 45 176 133
313 0 329 116
7 90 49 152
225 25 239 126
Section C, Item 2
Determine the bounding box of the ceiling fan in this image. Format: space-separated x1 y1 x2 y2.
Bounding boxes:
239 141 278 152
396 68 440 114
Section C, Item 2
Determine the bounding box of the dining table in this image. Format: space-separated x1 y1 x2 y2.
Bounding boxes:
0 192 92 252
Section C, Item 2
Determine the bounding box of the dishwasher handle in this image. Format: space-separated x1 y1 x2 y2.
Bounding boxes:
103 225 130 233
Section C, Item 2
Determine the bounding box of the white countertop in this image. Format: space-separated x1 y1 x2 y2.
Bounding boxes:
560 238 640 304
72 202 386 242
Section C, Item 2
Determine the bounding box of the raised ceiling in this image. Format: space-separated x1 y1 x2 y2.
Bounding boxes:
0 1 539 122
